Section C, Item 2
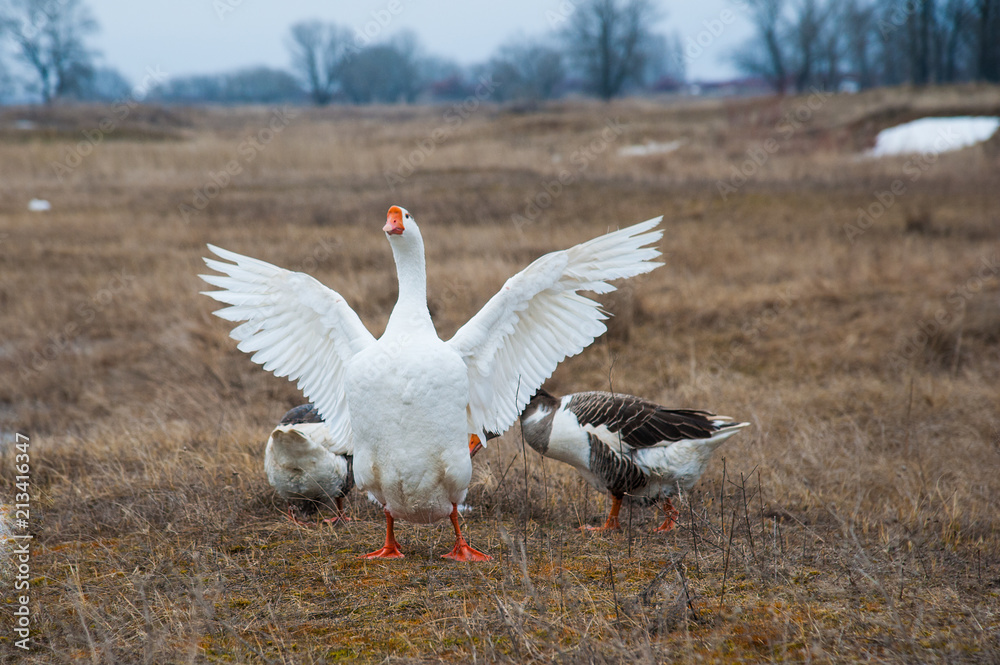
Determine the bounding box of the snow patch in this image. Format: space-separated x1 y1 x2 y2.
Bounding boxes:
28 198 51 212
618 139 685 157
869 116 999 157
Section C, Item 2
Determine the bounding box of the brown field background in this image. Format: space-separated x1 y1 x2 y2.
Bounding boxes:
1 84 999 663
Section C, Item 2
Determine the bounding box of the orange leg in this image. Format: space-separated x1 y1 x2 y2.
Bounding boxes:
442 503 491 562
360 510 404 559
580 494 623 532
469 434 483 458
285 505 312 527
653 497 680 533
322 497 352 526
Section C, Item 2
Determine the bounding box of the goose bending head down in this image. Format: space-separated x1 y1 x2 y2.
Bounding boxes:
201 205 663 561
265 404 354 526
519 389 749 533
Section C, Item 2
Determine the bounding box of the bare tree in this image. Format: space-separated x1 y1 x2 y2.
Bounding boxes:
488 37 565 102
815 3 847 90
642 32 686 87
287 20 346 105
788 0 828 91
733 0 789 93
339 45 420 104
561 0 657 100
843 0 878 89
975 0 999 81
909 0 935 85
0 0 99 104
737 0 992 90
338 31 423 104
938 0 975 81
874 0 982 85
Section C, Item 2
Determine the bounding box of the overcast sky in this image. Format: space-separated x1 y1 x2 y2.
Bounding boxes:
88 0 754 87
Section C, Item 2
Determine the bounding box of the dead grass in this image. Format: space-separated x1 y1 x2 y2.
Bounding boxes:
1 85 1000 663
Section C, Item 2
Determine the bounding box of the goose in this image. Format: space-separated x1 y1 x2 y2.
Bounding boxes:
519 389 749 532
265 404 354 525
201 206 662 560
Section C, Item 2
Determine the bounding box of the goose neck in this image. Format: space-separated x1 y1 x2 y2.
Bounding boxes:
386 230 432 332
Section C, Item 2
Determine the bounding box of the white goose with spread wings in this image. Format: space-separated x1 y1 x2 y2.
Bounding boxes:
520 389 749 532
201 206 662 560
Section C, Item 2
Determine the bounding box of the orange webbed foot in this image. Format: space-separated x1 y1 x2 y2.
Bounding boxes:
360 544 405 559
653 498 680 533
361 510 404 559
443 503 490 561
322 515 352 526
580 496 623 533
442 541 492 562
579 519 622 533
284 506 313 527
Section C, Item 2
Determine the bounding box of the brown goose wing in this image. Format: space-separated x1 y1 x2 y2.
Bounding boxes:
566 392 725 449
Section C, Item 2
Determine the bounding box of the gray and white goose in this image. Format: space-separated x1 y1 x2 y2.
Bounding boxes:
265 404 354 525
519 389 749 532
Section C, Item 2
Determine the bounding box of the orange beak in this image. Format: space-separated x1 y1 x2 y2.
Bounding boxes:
469 434 483 458
384 206 405 235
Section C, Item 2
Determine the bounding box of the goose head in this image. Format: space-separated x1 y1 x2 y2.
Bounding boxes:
519 389 560 454
523 388 559 416
384 205 414 237
383 205 425 268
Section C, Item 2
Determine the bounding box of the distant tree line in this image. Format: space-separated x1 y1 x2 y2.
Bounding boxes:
1 0 997 106
735 0 1000 93
282 0 684 106
0 0 684 105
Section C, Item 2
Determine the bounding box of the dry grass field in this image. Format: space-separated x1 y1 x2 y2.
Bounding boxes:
1 84 999 663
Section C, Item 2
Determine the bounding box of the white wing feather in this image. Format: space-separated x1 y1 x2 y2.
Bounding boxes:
199 244 375 445
449 217 663 436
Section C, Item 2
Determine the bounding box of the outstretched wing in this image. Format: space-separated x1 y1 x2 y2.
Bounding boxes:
200 245 375 446
448 217 663 437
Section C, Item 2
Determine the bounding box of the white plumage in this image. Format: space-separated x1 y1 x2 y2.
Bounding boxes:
202 206 662 560
264 404 353 525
